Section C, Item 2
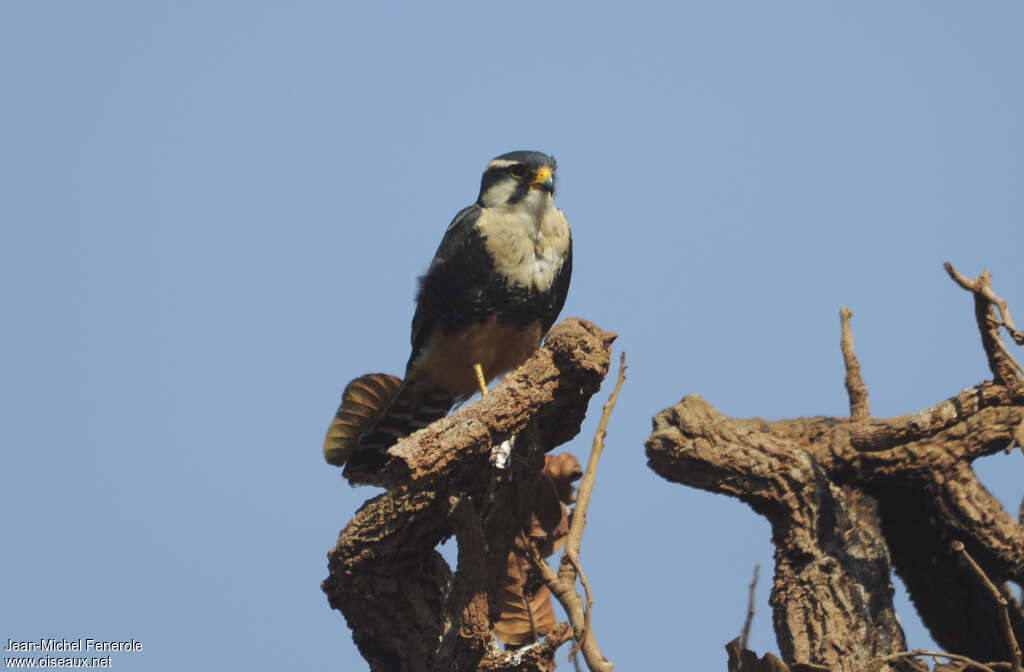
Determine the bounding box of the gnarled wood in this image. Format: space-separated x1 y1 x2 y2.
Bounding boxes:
646 264 1024 669
647 395 908 671
323 318 616 672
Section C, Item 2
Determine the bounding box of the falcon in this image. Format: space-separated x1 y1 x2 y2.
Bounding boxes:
323 151 572 484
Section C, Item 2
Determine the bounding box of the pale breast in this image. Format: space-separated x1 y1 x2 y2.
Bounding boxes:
477 204 570 292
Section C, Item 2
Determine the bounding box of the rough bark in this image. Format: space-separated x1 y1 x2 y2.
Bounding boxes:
646 264 1024 670
647 396 909 671
322 318 616 672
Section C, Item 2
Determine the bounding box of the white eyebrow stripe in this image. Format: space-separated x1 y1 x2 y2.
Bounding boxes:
485 159 519 170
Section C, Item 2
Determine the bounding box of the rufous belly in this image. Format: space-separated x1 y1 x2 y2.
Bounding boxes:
408 316 542 399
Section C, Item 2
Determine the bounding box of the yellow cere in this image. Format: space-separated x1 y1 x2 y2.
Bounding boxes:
532 165 552 184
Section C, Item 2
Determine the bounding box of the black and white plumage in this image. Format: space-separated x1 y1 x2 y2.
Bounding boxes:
323 151 572 484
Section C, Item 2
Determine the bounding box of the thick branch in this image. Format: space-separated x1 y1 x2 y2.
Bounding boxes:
848 381 1019 452
646 395 908 669
646 263 1024 667
436 497 494 669
323 318 616 672
383 319 618 486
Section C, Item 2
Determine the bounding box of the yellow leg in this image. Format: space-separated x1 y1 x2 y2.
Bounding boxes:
473 363 488 396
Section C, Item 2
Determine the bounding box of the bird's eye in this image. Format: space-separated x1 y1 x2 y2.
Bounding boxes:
507 165 526 179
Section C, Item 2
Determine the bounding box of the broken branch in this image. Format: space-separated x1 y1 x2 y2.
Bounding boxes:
840 306 871 421
944 261 1024 394
739 564 760 655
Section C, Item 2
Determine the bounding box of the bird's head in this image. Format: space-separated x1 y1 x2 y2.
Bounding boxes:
477 151 558 211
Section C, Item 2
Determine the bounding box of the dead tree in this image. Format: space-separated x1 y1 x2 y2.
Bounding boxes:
322 318 619 672
646 263 1024 672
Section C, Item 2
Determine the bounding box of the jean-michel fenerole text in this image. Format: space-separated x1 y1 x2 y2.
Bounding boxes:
6 639 142 653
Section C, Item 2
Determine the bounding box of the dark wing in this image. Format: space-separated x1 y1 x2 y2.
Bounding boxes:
407 204 495 372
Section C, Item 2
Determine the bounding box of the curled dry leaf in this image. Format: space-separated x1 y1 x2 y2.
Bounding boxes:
494 453 583 647
493 553 558 646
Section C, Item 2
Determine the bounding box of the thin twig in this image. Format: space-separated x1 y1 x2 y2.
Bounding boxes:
840 306 871 421
543 352 626 672
944 262 1024 389
952 540 1004 603
980 281 1024 345
565 552 594 662
567 352 627 545
952 540 1023 672
738 564 760 655
870 649 1001 672
519 529 559 582
993 331 1024 377
945 261 978 291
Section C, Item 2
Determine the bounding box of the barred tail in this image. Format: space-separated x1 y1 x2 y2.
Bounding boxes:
342 385 456 484
323 373 402 467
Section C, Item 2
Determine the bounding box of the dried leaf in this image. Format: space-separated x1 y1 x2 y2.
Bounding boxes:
544 453 583 504
493 554 559 646
493 453 583 646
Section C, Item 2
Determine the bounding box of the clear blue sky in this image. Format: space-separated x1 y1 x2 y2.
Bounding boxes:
3 2 1022 670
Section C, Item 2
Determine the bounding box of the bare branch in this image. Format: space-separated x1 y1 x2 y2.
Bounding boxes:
646 395 908 668
945 261 979 291
953 541 1024 672
383 318 619 486
870 649 1001 672
944 262 1024 394
564 353 626 662
322 319 616 672
542 352 626 672
649 264 1024 667
477 624 575 672
437 496 493 664
568 351 627 544
840 306 871 421
740 564 760 655
849 382 1019 453
1011 420 1024 455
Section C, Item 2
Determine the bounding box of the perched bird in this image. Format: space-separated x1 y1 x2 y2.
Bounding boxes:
323 151 572 484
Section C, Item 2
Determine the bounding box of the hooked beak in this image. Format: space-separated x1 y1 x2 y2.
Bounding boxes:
531 165 555 194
